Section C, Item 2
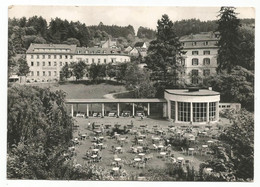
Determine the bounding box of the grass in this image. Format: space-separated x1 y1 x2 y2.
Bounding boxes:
27 81 126 99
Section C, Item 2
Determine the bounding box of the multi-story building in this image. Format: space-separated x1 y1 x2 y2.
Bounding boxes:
26 43 131 82
179 32 219 84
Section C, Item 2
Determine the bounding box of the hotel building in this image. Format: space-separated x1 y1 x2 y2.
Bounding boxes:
26 43 131 82
180 32 219 84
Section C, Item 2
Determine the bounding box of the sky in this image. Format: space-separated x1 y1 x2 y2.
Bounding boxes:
8 6 255 33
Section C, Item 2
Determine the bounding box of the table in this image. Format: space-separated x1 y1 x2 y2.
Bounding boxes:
188 148 195 156
202 145 208 148
97 143 103 148
119 137 126 141
116 147 122 150
112 167 119 171
92 149 99 153
139 134 146 138
152 137 160 141
138 153 145 157
134 158 141 162
160 152 166 156
114 158 121 162
207 140 214 144
177 157 184 162
91 154 97 158
81 134 87 140
158 145 164 149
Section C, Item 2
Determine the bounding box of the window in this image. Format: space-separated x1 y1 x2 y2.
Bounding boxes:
204 41 208 46
54 71 57 76
48 61 51 66
60 62 62 66
192 51 199 55
86 59 89 63
181 58 185 66
48 55 51 59
192 69 199 84
104 59 107 63
209 102 216 121
192 58 199 65
31 71 34 76
31 55 34 59
193 103 207 122
43 71 45 76
37 71 39 76
54 55 57 59
37 62 40 66
170 101 176 121
48 71 51 76
192 42 197 46
203 51 210 55
111 58 116 63
42 55 45 59
98 59 101 63
60 55 62 59
42 61 45 66
54 62 57 66
178 102 191 122
181 42 185 46
70 55 73 59
203 69 210 76
203 58 210 65
31 62 34 66
65 55 68 59
37 55 39 59
92 59 94 63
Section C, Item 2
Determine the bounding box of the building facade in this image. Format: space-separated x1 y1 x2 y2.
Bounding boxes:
180 32 219 84
26 43 131 82
164 88 220 124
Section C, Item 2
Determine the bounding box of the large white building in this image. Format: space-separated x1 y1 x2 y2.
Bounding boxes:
180 32 219 84
26 43 131 82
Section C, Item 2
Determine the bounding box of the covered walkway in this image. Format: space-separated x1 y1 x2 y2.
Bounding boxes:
65 98 167 117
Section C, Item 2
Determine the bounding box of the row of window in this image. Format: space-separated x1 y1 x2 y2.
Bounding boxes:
76 58 128 63
191 69 210 76
192 50 211 55
182 40 218 47
171 101 217 122
30 71 59 76
191 58 210 66
31 54 73 59
31 61 66 67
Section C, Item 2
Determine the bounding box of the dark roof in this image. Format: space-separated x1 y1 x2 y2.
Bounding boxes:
26 43 77 54
180 32 219 42
134 42 145 47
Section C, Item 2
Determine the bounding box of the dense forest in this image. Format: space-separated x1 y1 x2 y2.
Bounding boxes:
8 15 254 55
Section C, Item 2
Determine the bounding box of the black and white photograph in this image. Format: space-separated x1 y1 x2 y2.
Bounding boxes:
2 1 258 185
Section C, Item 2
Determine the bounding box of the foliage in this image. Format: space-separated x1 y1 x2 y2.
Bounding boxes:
88 63 106 82
145 14 185 97
115 62 128 83
62 38 81 46
17 57 30 76
8 38 16 77
204 65 254 111
199 109 254 181
71 61 87 81
60 62 71 81
7 85 75 179
217 7 241 73
106 63 116 79
137 26 156 39
124 62 156 98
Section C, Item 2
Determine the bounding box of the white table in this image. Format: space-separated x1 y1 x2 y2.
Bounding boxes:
114 158 121 162
134 158 141 162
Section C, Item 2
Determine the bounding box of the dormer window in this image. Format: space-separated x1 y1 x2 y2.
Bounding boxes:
77 50 81 54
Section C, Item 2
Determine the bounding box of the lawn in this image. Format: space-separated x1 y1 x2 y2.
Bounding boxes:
28 81 126 99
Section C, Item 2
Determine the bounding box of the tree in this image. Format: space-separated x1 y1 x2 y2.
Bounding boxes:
8 39 16 77
115 62 128 83
63 38 80 46
60 62 71 81
217 7 241 73
200 109 254 181
145 14 185 97
106 63 116 80
17 57 30 76
204 66 254 112
71 61 87 81
124 62 156 98
88 63 100 82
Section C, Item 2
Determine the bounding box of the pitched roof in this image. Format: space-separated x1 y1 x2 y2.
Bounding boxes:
26 43 77 54
180 32 219 42
134 42 145 47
